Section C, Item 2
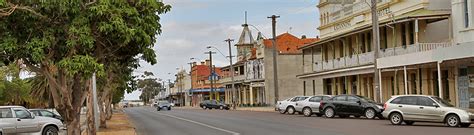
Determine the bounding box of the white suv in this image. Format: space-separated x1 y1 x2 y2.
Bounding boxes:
276 96 310 115
382 95 474 127
0 106 66 134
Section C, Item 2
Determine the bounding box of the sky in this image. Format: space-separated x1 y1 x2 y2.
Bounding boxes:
124 0 321 100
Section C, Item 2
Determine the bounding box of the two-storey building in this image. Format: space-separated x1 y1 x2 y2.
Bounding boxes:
189 60 224 106
299 0 465 105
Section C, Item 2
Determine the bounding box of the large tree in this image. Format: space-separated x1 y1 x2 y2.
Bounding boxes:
0 0 170 134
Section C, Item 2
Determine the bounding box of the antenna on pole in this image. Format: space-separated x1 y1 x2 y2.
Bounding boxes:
244 11 247 25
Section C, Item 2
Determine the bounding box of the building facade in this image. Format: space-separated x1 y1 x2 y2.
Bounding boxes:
189 61 224 106
221 22 318 106
299 0 474 110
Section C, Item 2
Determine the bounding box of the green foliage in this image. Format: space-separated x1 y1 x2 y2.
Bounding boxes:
0 64 34 106
137 77 161 104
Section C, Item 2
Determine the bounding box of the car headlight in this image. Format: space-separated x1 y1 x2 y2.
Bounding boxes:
376 105 383 109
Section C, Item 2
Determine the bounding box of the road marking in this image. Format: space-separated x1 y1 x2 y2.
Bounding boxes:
148 109 240 135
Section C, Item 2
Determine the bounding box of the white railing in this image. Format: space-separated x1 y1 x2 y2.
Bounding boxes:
359 52 374 65
330 0 391 22
307 52 374 73
345 56 358 67
379 42 452 58
334 58 345 69
313 62 323 72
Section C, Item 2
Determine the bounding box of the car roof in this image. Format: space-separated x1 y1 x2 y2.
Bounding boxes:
0 106 25 109
390 95 434 98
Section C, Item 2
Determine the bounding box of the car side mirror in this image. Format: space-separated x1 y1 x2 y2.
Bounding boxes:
356 100 361 104
432 103 440 108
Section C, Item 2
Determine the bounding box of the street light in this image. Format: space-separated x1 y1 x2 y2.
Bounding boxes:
206 46 228 60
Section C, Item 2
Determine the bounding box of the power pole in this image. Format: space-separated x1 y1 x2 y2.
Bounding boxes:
188 62 193 107
92 73 99 131
370 0 381 103
225 38 236 110
205 51 216 100
267 15 280 104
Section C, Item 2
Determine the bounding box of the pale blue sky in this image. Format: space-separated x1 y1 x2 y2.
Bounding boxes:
125 0 321 100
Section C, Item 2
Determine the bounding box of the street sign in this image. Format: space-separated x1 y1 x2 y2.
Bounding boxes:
208 72 219 81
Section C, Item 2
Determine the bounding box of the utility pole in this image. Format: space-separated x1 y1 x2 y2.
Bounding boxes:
92 73 99 131
267 15 280 104
370 0 381 103
225 38 236 110
188 62 193 107
205 51 216 100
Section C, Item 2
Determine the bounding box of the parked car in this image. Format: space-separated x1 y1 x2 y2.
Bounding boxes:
200 100 229 110
0 106 65 134
295 95 333 117
319 95 384 119
276 96 310 115
156 101 172 111
383 95 474 127
29 109 64 122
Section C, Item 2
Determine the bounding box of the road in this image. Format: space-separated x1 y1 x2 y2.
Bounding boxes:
124 107 473 135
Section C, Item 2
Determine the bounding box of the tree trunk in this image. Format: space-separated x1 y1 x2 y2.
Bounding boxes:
87 86 97 135
66 112 82 135
99 102 107 128
105 96 113 120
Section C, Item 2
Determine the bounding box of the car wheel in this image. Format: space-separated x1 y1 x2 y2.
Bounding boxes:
324 107 335 118
445 114 460 127
219 106 224 110
389 113 403 125
202 106 207 110
404 121 415 125
303 107 312 117
364 108 376 119
42 126 58 135
287 107 296 115
157 108 161 111
460 123 471 128
279 108 287 114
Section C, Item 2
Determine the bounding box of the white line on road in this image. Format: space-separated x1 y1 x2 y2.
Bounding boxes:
149 109 240 135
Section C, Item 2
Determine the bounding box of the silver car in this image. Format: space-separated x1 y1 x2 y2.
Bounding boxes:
382 95 474 127
0 106 66 134
294 95 332 117
276 96 310 115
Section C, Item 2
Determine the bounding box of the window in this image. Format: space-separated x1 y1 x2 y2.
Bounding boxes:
303 81 306 96
322 96 331 101
465 0 470 28
381 27 387 49
14 109 31 119
390 97 402 104
347 96 359 102
401 23 407 46
334 96 346 101
309 96 322 102
312 80 316 95
418 97 436 106
31 111 41 117
0 108 13 118
409 21 414 45
399 96 417 105
41 111 55 117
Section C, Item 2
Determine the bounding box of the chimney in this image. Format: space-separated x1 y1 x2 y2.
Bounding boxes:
316 36 319 39
200 61 205 65
301 35 307 39
205 59 211 66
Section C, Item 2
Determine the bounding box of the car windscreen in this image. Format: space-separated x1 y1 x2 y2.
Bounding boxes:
158 102 170 105
431 96 454 107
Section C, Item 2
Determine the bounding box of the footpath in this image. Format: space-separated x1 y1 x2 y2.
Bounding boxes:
97 110 136 135
178 106 275 112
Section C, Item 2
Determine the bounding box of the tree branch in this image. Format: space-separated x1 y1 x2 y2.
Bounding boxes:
85 0 97 6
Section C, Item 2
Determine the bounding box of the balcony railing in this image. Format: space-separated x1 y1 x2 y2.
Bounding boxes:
313 52 374 72
330 0 391 22
379 42 452 57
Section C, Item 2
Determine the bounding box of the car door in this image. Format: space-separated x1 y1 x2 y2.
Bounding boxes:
397 96 420 121
308 96 322 113
415 97 443 121
0 108 17 134
346 96 363 115
211 100 218 108
333 96 347 113
13 108 40 133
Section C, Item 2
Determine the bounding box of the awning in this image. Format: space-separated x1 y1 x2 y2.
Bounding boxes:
189 88 225 93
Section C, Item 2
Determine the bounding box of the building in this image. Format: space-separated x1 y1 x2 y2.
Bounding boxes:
170 69 191 106
189 60 224 106
221 22 318 106
299 0 473 110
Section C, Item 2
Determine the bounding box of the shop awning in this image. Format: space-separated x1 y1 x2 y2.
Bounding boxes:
189 88 225 93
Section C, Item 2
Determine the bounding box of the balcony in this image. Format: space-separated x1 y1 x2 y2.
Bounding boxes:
219 74 245 84
313 52 374 72
330 0 391 22
379 42 452 58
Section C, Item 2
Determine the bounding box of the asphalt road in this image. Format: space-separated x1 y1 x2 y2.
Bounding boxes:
124 107 473 135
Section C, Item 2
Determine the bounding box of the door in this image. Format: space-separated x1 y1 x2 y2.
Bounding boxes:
0 108 17 133
346 96 363 115
397 96 419 120
13 108 40 133
332 96 347 114
210 100 218 108
308 96 322 113
416 97 443 122
457 68 469 108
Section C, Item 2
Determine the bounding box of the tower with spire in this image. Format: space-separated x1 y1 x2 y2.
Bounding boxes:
235 11 255 62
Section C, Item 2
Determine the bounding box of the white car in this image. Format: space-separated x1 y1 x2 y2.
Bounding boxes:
276 96 310 115
0 106 66 135
294 95 333 117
